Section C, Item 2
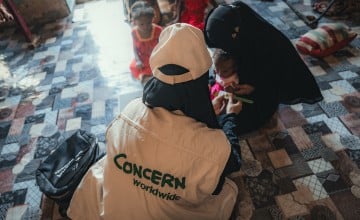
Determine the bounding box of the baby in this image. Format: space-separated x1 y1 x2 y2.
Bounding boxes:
210 49 254 115
210 49 239 100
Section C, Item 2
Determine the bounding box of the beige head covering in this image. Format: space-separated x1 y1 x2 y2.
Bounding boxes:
150 23 212 85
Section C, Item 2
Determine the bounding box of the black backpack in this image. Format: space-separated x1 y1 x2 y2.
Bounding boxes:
36 129 106 217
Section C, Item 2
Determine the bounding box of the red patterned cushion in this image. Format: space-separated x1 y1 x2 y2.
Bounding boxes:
296 23 357 58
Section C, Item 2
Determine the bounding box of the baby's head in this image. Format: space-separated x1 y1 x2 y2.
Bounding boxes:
130 1 155 32
212 49 237 79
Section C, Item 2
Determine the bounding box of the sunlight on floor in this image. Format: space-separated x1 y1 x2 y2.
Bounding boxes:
77 1 133 79
73 0 143 112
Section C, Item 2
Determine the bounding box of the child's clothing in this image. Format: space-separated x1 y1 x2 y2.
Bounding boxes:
179 0 209 30
130 24 162 79
210 73 239 100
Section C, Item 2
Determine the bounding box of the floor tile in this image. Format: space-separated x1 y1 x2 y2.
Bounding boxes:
316 169 350 195
8 118 25 137
320 147 339 162
330 190 360 220
323 117 352 136
321 90 343 103
259 113 286 135
268 149 293 169
278 106 307 128
319 101 349 118
250 206 273 220
247 134 274 169
338 70 358 79
307 158 334 174
293 175 329 200
306 113 329 124
340 113 360 136
307 197 344 220
5 204 28 220
341 92 360 113
269 131 300 155
300 133 326 161
346 149 360 168
274 177 297 195
0 169 15 193
244 170 279 209
275 192 309 219
321 133 345 152
275 153 313 180
302 121 332 135
241 159 262 178
340 134 360 150
287 126 313 151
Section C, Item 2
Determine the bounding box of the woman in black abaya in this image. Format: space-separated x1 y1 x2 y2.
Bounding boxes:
204 1 323 135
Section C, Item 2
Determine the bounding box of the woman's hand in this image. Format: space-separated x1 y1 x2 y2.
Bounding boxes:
212 94 226 115
225 94 242 115
233 84 255 95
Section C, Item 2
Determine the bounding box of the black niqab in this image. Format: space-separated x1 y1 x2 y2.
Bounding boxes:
204 1 323 134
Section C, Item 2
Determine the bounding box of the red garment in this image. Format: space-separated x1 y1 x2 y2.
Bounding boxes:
180 0 209 30
210 74 239 100
210 82 224 100
130 24 162 79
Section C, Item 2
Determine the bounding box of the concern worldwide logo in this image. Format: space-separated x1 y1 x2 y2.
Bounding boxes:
114 153 185 200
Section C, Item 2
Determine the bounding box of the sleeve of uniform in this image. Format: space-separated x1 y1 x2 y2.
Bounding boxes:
213 113 241 195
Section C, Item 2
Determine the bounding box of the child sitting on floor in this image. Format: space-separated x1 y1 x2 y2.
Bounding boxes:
129 1 163 84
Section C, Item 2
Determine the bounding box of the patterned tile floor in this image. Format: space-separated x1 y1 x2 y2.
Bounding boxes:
0 0 360 219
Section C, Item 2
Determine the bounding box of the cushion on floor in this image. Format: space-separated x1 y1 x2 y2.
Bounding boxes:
296 23 357 57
